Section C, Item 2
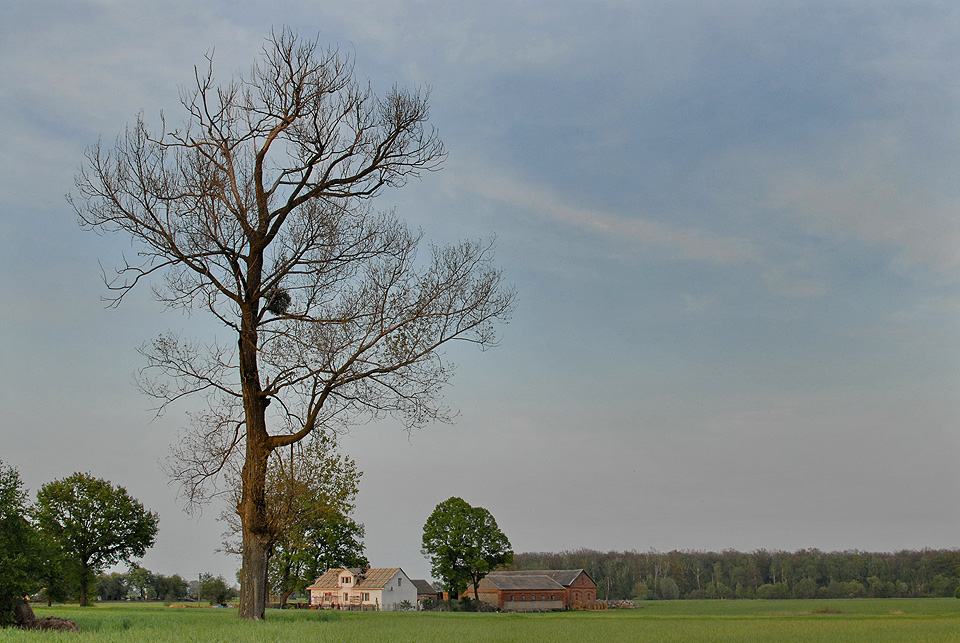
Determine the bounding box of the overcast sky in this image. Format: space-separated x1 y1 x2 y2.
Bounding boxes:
3 1 960 585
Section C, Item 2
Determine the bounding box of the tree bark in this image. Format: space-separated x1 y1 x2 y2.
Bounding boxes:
237 424 270 618
237 393 272 618
78 564 90 607
238 529 268 617
237 282 272 619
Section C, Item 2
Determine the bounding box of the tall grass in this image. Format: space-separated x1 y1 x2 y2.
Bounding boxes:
2 599 959 642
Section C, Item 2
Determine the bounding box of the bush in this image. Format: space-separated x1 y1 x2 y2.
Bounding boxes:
659 577 680 600
632 582 652 601
792 578 819 599
843 580 865 598
757 583 790 600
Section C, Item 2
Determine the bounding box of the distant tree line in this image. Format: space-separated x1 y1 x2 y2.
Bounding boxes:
98 565 191 602
98 567 237 605
511 549 960 600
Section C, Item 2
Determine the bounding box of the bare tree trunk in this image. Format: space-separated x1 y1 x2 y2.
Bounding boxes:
237 288 271 620
239 531 268 618
238 246 265 617
238 434 270 619
237 401 273 618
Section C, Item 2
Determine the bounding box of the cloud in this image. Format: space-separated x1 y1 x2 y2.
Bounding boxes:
681 293 717 313
456 171 761 264
766 129 960 276
762 264 828 299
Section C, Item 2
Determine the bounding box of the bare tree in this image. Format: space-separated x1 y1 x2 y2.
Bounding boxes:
71 28 515 620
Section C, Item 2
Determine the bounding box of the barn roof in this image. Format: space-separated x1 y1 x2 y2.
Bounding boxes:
485 569 594 588
411 579 438 596
482 574 565 591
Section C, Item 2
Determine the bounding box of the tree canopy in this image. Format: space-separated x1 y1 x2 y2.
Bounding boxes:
34 473 158 607
421 496 513 600
71 27 514 619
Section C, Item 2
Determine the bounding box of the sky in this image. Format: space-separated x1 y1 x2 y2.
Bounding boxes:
3 0 960 586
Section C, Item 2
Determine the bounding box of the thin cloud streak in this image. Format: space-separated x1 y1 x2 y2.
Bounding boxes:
458 171 762 264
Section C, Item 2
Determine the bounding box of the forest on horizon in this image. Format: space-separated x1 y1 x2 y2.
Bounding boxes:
510 548 960 601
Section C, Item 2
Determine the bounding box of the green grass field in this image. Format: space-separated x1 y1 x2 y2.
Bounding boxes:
3 599 960 642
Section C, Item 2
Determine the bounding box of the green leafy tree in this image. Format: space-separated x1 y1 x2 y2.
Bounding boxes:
98 572 129 601
421 497 513 601
222 432 367 608
199 574 237 606
126 564 155 600
71 27 515 621
35 538 71 606
632 581 652 601
154 574 190 602
0 461 41 625
34 473 159 606
269 512 367 607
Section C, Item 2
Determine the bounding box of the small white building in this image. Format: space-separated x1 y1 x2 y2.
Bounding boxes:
307 567 417 611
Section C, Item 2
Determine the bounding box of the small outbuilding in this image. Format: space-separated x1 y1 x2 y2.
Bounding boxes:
410 579 440 609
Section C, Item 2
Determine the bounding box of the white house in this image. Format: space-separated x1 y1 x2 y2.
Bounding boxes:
307 567 417 611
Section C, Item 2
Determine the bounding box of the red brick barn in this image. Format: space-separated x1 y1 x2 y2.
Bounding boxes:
465 569 597 611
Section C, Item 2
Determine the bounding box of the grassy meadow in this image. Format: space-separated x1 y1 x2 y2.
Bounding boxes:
3 599 960 642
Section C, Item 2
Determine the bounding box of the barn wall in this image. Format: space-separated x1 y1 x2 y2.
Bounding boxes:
503 599 564 612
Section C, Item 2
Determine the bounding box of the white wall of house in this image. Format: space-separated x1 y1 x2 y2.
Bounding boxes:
379 570 417 611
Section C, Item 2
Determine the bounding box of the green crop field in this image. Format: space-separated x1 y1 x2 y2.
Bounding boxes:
3 599 960 642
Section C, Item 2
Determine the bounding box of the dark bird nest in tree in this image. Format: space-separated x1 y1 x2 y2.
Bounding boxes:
264 288 291 315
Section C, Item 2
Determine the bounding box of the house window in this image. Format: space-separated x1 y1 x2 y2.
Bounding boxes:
541 595 546 601
362 592 370 601
551 595 555 600
398 578 402 586
341 577 351 584
521 595 526 601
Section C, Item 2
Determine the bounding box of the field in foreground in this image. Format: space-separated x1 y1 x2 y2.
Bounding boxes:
3 599 960 642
